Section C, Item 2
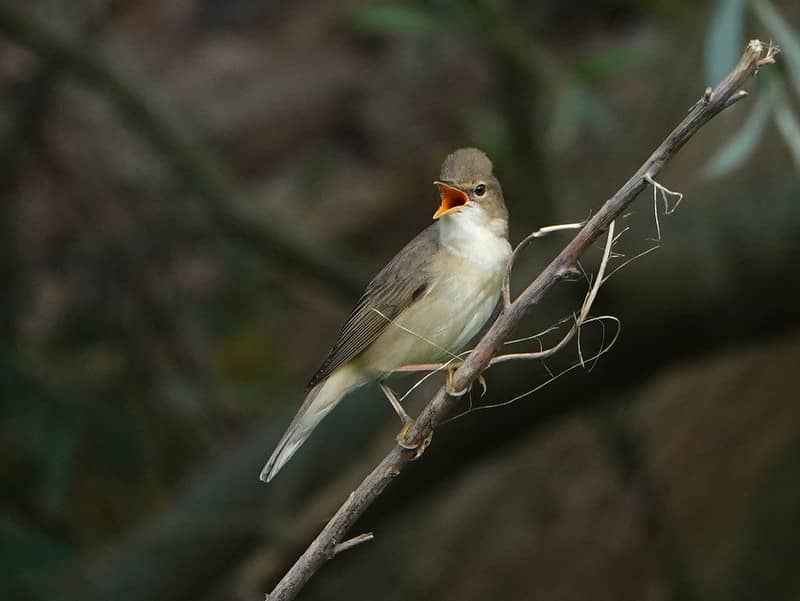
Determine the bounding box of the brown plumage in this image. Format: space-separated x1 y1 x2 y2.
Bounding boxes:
306 225 439 390
261 148 511 482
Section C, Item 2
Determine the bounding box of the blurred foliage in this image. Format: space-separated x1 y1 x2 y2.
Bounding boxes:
705 0 800 176
347 0 658 167
706 0 746 84
1 355 77 598
704 72 776 177
353 0 800 174
0 515 71 601
349 3 447 36
0 1 798 600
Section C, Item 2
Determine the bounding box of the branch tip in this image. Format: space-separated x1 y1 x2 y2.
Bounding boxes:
333 533 374 555
723 90 749 109
758 40 780 66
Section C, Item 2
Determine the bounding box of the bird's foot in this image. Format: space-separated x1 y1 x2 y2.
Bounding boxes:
446 364 467 396
446 365 488 398
396 416 416 449
476 373 488 397
396 420 433 460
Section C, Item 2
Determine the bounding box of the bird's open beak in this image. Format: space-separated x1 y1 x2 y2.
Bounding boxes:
433 181 469 219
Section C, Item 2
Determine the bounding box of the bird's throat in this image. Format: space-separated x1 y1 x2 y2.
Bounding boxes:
437 211 511 270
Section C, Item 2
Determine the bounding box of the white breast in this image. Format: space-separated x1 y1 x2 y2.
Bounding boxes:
437 204 511 272
358 209 511 374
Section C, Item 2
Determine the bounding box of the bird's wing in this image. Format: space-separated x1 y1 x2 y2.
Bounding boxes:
306 224 439 389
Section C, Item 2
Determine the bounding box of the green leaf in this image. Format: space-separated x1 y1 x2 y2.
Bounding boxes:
773 85 800 171
546 82 616 153
574 43 647 83
574 85 616 139
753 0 800 98
704 84 774 178
349 4 444 37
546 84 582 152
1 359 80 513
464 108 513 168
705 0 745 85
0 517 72 600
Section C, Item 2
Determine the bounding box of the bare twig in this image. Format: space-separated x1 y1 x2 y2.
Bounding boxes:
332 532 374 555
492 220 615 366
645 173 685 241
264 40 776 601
448 313 621 420
503 220 586 307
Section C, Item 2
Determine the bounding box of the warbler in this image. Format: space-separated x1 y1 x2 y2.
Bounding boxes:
262 148 511 482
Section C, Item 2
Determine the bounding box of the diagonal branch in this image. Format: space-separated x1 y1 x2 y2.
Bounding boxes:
265 40 777 601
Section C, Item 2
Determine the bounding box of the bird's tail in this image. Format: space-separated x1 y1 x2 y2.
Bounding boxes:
260 367 365 482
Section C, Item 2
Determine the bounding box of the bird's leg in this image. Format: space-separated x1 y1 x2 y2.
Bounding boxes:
377 382 433 458
378 381 413 427
378 382 417 450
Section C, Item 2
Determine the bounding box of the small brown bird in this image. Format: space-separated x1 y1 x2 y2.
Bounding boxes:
261 148 511 482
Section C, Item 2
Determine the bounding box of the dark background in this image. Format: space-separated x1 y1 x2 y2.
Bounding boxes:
2 1 800 600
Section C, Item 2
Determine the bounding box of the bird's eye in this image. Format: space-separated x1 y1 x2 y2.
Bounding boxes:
474 183 487 197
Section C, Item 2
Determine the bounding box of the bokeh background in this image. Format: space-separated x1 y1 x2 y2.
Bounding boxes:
2 1 800 600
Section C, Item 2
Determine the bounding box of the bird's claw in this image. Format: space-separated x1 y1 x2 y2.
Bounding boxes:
396 420 432 460
477 374 488 397
396 418 416 449
446 365 488 398
446 365 468 396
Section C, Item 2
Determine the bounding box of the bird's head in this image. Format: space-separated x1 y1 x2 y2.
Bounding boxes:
433 148 508 237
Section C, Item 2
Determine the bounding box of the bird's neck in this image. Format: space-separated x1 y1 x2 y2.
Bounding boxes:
437 210 510 269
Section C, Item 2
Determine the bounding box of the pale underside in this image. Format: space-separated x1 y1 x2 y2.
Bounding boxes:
320 214 511 392
355 252 505 375
261 209 511 481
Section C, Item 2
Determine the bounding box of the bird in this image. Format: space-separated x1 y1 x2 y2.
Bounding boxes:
261 147 512 482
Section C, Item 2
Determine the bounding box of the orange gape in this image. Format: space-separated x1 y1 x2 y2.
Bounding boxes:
433 181 469 218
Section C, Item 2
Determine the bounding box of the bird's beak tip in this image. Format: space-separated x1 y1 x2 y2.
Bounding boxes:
433 181 469 219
